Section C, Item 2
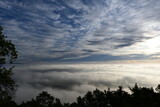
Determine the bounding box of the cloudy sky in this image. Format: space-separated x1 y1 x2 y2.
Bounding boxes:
1 0 160 104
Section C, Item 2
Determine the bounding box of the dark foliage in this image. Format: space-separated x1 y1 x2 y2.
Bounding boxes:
0 26 17 65
0 26 18 106
19 91 63 107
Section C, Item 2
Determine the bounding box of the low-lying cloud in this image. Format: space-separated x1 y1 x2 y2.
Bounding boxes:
14 63 160 103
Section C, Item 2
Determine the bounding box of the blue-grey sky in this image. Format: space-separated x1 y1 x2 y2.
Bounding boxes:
1 0 160 63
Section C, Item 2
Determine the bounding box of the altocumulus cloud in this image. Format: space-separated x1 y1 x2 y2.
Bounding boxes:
14 63 160 103
1 0 160 62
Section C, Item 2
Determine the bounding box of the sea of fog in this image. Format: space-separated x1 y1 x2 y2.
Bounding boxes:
13 63 160 103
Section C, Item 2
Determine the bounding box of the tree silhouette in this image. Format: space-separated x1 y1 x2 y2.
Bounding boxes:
155 84 160 93
20 91 63 107
36 91 55 107
0 25 18 106
77 96 85 107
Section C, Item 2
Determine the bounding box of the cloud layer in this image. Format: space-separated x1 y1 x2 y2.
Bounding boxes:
1 0 160 62
14 63 160 103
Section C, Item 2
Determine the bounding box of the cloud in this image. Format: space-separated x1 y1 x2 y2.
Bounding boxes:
1 0 160 62
14 63 160 103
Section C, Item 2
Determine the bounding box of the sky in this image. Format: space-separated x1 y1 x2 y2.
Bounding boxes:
1 0 160 103
1 0 160 63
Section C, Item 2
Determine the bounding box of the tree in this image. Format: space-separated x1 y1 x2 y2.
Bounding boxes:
20 91 63 107
36 91 55 107
155 84 160 93
84 91 94 107
36 91 62 107
0 26 18 105
77 96 85 107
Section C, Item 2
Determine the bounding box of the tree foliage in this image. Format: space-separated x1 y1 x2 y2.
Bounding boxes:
20 91 63 107
0 26 17 65
0 25 18 106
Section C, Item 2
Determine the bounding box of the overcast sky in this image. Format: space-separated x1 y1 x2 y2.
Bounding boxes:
1 0 160 104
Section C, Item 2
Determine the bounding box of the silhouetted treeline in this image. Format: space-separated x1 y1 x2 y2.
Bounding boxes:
2 83 160 107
